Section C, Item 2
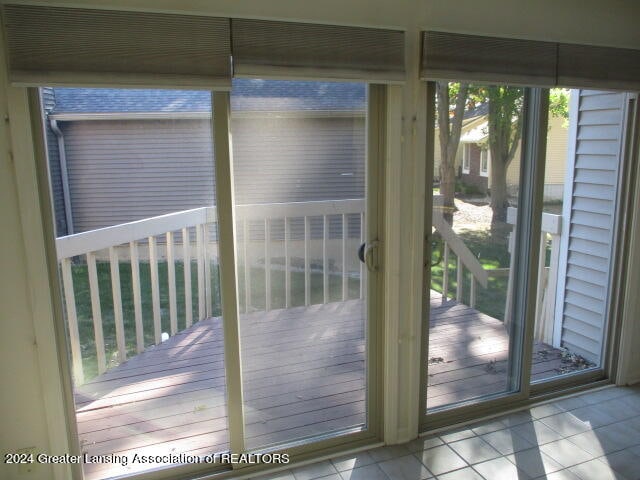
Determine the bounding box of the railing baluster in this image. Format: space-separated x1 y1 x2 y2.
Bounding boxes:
323 215 329 304
182 228 192 328
304 216 310 306
342 214 348 301
109 246 126 363
61 257 84 384
86 251 106 374
203 224 212 317
129 241 144 353
243 219 251 313
470 277 477 309
265 218 271 311
148 236 161 344
442 242 449 302
360 212 365 300
167 231 177 335
456 255 463 303
196 224 205 321
284 217 291 308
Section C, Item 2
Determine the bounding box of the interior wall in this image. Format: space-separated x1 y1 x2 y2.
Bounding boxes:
0 2 639 479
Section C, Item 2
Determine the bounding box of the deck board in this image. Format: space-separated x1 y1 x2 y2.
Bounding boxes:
75 294 570 479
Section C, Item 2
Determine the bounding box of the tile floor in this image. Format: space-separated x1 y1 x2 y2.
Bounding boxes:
250 385 640 480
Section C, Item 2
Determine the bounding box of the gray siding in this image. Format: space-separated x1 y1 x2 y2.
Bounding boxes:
62 119 216 233
59 115 364 234
559 90 626 364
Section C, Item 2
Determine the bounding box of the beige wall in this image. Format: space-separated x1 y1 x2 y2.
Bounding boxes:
1 2 639 479
507 114 569 191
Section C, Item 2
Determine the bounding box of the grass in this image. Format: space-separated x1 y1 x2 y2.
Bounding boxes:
430 227 512 321
67 260 361 381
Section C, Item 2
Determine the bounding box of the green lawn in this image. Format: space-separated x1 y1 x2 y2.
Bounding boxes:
430 228 512 321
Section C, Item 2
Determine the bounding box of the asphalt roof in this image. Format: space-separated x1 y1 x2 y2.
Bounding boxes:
50 79 367 114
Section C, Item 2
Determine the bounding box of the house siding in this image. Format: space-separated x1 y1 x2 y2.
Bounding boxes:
558 89 626 364
59 115 364 234
506 115 568 200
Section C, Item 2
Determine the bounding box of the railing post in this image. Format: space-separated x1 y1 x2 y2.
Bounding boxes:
130 241 144 352
204 224 212 317
456 255 463 303
182 228 193 328
265 218 271 311
342 213 348 301
196 224 205 321
61 257 84 384
243 219 251 313
284 217 291 308
470 277 477 309
548 231 562 347
442 242 449 302
360 212 365 300
167 231 178 335
86 251 106 373
148 236 162 344
323 214 329 304
304 216 310 306
109 246 126 363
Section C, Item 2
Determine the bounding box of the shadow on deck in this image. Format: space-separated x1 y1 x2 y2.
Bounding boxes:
74 294 568 479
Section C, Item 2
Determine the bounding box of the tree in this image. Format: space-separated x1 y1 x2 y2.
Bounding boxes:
436 81 469 224
483 86 524 225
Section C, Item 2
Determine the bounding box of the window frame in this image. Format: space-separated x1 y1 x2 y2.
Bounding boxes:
462 143 471 173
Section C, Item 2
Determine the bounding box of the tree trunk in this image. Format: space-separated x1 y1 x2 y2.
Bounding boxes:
490 159 508 223
439 161 456 224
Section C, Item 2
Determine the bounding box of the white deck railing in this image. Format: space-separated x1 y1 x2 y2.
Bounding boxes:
505 207 563 343
57 198 491 385
56 200 365 384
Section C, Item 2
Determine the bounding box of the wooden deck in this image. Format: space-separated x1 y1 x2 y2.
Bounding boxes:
75 294 567 479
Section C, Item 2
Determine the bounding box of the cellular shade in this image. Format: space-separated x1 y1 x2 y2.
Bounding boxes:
231 18 405 82
2 4 232 89
557 43 640 91
421 31 557 86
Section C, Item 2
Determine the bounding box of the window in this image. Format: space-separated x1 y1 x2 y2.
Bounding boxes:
462 144 471 173
480 148 489 176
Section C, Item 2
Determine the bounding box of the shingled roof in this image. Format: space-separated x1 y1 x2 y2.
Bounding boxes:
50 79 367 114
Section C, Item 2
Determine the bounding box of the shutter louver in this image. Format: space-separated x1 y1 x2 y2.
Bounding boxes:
2 5 232 89
232 19 405 82
420 31 557 86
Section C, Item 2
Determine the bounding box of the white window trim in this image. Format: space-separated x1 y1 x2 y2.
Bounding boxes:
462 143 471 173
480 148 489 177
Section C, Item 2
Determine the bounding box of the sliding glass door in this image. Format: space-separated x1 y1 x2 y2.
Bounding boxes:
230 79 374 449
36 80 382 478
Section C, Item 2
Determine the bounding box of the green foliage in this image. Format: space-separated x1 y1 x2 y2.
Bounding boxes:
549 88 570 120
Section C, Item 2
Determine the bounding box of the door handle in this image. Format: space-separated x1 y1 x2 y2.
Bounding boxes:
358 241 379 272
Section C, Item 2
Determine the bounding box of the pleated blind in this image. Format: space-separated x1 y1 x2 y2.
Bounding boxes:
421 31 640 91
420 31 557 86
2 5 232 89
231 19 405 82
558 44 640 91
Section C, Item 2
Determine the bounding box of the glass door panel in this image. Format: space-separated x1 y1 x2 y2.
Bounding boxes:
426 82 526 411
230 79 369 449
39 88 229 479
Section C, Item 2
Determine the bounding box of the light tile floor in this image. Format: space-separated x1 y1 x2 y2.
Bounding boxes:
251 385 640 480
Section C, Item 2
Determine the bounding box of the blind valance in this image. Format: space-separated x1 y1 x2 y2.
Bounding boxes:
2 4 232 89
231 19 405 83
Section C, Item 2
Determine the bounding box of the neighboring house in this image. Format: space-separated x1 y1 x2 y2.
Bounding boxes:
43 80 366 236
434 104 568 200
